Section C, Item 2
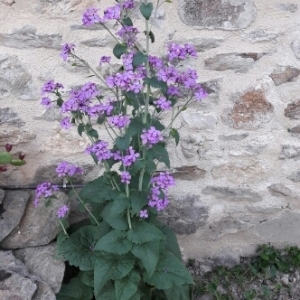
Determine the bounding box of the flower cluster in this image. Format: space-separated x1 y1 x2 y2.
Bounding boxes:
117 26 139 48
108 114 130 129
60 43 75 62
120 171 131 184
122 147 139 166
41 80 64 108
141 126 163 147
148 172 175 211
167 43 197 61
57 205 69 218
56 161 83 177
85 140 111 162
153 96 172 110
34 182 59 207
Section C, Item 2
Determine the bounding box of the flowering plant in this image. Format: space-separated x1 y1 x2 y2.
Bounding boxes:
37 1 207 299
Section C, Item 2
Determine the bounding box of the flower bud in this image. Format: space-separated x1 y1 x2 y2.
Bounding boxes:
0 166 7 172
19 152 26 160
5 143 12 152
10 158 26 166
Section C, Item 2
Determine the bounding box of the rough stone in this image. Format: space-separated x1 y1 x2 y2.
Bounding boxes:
280 145 300 160
173 37 223 52
0 129 36 146
202 186 262 202
181 111 217 130
242 29 279 42
172 165 207 181
178 0 257 30
252 212 300 244
14 243 65 293
0 191 69 249
0 107 24 126
0 191 30 243
0 26 62 49
0 189 5 205
159 194 208 235
270 66 300 86
211 161 265 183
228 138 267 156
288 170 300 182
0 251 37 300
0 54 38 100
70 23 115 31
35 106 62 122
222 90 274 129
32 281 56 300
81 36 113 48
180 137 198 159
285 100 300 120
218 133 249 141
268 184 295 198
288 125 300 137
276 3 298 12
1 0 15 6
205 53 262 73
198 79 222 108
291 39 300 59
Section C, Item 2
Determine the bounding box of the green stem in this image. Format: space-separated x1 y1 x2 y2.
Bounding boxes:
70 181 100 226
127 208 132 230
59 219 68 235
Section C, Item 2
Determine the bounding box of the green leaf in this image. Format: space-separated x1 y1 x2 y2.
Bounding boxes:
147 143 170 168
57 231 69 245
164 284 191 300
129 190 148 215
94 254 135 297
113 44 127 59
161 224 182 261
79 270 94 287
132 51 148 67
77 123 85 137
0 151 12 164
122 17 133 26
131 240 160 276
127 221 165 244
152 119 165 131
144 252 194 290
127 116 144 136
101 202 128 230
56 224 110 270
97 115 106 125
170 128 180 146
56 277 93 300
100 281 116 300
144 76 167 93
95 230 132 255
115 271 140 300
116 135 131 150
140 2 153 20
111 194 130 215
87 128 98 139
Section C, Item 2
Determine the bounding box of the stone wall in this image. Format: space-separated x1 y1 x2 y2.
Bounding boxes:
0 0 300 267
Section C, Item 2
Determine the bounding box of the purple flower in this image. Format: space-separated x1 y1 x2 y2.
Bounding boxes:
179 68 198 89
60 116 72 130
41 96 52 108
157 66 180 85
122 0 135 9
34 182 59 207
117 26 139 48
60 43 75 62
149 55 164 69
57 205 69 218
167 86 180 96
112 150 122 160
122 147 139 167
120 171 131 184
139 209 148 218
122 52 134 71
167 43 197 61
82 7 101 26
194 84 208 101
102 4 121 21
41 80 64 95
141 126 163 147
151 172 175 189
56 161 83 177
85 140 111 162
153 96 172 110
99 55 111 66
108 114 130 128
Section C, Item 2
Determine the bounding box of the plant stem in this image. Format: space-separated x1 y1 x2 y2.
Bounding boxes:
70 181 100 226
127 208 132 230
59 219 68 235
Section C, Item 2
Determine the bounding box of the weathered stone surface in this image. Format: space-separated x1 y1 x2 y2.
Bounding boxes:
288 170 300 182
268 184 295 198
0 189 5 205
252 212 300 243
291 39 300 59
228 138 267 156
211 161 265 183
178 0 256 30
276 3 298 12
242 29 279 42
218 133 248 141
0 107 24 126
202 186 262 202
33 281 56 300
0 251 37 300
173 37 223 52
288 125 300 138
71 23 115 31
35 106 62 122
1 0 15 6
81 36 113 48
280 145 300 160
159 195 208 235
64 60 90 74
0 54 38 100
172 165 206 181
285 100 300 120
0 26 62 49
0 129 36 145
0 191 69 249
14 243 65 293
205 53 262 73
180 137 198 158
222 90 274 129
270 66 300 86
182 111 217 130
0 191 30 243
